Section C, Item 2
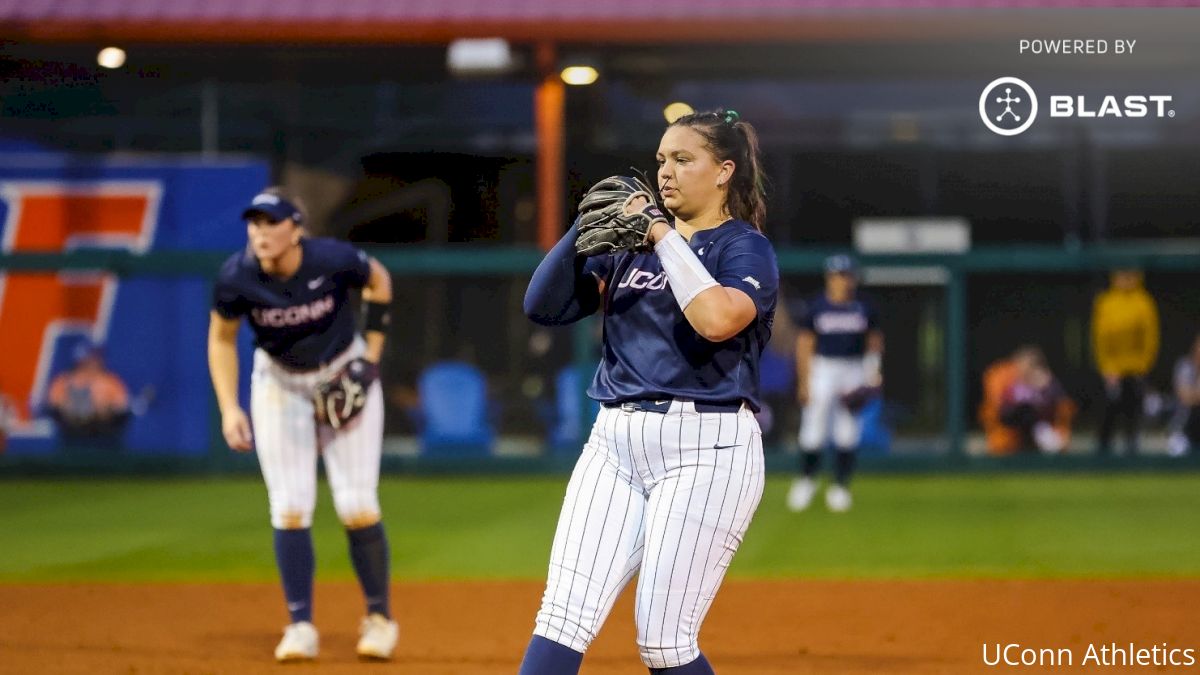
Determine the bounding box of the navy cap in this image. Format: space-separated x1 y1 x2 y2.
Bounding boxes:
241 192 303 224
824 254 858 275
73 339 104 365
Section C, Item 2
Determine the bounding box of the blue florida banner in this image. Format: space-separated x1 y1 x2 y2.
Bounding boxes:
0 154 267 456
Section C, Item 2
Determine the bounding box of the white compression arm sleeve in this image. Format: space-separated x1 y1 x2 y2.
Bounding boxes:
655 229 719 309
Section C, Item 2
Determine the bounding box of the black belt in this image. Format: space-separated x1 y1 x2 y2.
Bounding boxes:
603 399 743 414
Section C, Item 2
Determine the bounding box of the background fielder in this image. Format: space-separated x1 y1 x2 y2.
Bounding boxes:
787 254 883 514
207 187 399 662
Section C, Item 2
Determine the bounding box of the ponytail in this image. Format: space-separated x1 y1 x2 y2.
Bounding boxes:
669 109 767 231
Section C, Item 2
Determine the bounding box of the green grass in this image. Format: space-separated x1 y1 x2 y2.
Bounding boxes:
1 474 1198 582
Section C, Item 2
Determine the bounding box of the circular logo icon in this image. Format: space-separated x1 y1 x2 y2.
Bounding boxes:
979 77 1038 136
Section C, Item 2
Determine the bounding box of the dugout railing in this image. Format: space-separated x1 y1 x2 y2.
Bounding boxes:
3 243 1200 474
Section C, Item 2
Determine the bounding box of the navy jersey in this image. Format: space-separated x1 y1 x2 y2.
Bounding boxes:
586 219 779 412
212 237 371 370
799 294 878 358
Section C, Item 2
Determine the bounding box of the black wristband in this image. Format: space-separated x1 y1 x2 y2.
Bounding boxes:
348 357 380 385
364 300 391 333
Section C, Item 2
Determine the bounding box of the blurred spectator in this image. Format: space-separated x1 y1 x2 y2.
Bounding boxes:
46 342 131 447
980 346 1076 455
1169 333 1200 457
1091 269 1159 455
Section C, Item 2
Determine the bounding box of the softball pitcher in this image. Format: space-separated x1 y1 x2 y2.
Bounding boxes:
520 109 777 675
207 187 399 662
786 254 883 513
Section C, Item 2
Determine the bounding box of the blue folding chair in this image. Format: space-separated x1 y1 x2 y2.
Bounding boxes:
417 361 494 457
857 397 892 456
758 345 795 397
549 366 600 455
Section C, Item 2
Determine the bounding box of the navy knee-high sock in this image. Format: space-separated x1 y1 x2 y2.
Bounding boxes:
650 653 714 674
519 635 584 675
801 449 821 478
347 522 391 618
273 528 315 623
834 450 857 486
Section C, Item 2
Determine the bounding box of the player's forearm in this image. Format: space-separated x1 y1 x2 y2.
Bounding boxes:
796 360 816 386
864 332 884 384
682 286 756 342
207 338 242 416
796 338 814 384
651 227 754 342
362 258 392 364
362 330 386 364
867 330 885 356
796 367 810 391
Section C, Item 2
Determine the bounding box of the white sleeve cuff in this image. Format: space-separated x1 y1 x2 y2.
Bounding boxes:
655 229 719 310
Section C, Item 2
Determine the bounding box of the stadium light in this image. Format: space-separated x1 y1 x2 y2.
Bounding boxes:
560 65 599 86
663 102 695 123
97 47 126 69
447 38 515 76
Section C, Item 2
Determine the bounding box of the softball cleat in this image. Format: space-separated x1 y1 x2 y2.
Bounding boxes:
825 484 853 513
356 613 399 660
786 477 818 512
274 621 318 662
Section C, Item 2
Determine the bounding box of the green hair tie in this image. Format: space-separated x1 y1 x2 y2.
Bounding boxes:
722 109 740 124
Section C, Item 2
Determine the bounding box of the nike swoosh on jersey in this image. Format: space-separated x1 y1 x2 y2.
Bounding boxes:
307 276 326 290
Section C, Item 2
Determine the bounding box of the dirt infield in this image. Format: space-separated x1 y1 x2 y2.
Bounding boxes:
1 579 1197 674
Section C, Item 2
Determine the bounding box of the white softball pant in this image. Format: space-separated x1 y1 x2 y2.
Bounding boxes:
250 340 385 530
532 401 765 669
799 355 866 451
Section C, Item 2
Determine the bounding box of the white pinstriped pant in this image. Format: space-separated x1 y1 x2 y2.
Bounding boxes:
799 355 866 452
250 340 385 530
533 401 765 668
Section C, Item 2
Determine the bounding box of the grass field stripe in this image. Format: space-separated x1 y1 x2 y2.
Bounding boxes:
7 475 1200 582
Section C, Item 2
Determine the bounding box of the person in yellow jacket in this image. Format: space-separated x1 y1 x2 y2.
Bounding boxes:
1091 269 1159 455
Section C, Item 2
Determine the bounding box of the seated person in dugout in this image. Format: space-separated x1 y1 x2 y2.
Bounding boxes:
46 342 131 445
0 392 14 453
980 346 1076 455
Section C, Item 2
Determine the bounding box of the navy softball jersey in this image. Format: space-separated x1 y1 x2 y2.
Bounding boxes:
585 218 779 411
799 295 878 358
212 237 371 370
